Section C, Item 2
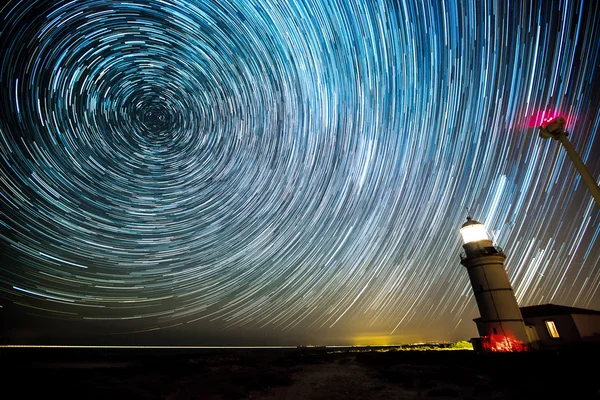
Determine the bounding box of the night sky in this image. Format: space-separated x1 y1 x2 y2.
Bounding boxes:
1 0 599 346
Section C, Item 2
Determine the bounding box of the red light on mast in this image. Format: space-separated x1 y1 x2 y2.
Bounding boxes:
539 116 567 139
526 112 572 129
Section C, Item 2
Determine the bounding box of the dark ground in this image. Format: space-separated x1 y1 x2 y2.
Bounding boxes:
1 346 598 399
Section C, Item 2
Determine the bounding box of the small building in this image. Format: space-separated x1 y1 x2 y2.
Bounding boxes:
474 303 600 351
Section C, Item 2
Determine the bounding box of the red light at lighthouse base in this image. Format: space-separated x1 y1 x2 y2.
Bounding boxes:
480 334 529 352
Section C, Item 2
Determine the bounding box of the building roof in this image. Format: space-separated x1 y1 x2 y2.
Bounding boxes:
519 304 600 318
472 303 600 323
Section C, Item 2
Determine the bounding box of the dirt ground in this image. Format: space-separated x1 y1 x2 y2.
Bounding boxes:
2 347 599 399
253 355 427 400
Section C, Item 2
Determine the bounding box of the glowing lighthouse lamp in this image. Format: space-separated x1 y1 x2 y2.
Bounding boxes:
459 217 530 352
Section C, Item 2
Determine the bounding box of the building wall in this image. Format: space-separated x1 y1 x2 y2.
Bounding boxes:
524 314 579 349
572 314 600 341
525 325 540 350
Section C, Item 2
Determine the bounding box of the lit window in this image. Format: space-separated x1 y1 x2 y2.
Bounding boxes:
545 320 560 338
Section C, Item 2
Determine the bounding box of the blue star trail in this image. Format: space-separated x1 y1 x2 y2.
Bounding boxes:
0 0 599 345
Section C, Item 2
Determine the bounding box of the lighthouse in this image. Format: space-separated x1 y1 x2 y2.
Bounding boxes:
459 217 530 352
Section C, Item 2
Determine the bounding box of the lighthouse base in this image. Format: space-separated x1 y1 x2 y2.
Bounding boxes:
479 334 530 352
473 318 531 352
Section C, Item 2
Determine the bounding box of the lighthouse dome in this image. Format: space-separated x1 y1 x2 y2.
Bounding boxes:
460 216 490 244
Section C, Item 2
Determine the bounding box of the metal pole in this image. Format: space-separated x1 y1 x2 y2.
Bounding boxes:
555 133 600 208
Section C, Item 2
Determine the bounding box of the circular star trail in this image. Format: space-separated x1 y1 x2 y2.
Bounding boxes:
1 0 599 344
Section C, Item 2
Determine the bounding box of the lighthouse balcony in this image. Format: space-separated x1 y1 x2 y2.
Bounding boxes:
460 245 504 261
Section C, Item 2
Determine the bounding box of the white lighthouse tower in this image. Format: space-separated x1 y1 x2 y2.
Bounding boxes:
459 217 530 352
